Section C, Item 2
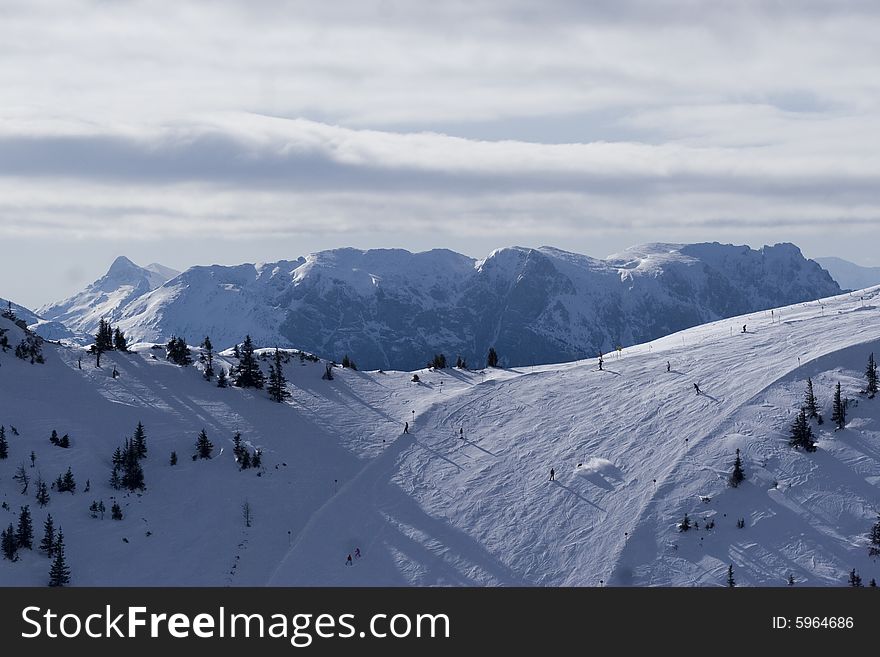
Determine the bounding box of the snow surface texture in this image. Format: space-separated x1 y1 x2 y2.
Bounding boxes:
2 286 879 587
38 243 840 370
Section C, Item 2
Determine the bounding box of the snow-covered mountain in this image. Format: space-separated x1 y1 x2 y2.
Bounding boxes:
38 257 179 335
0 297 80 343
42 243 840 370
815 257 880 292
2 285 879 587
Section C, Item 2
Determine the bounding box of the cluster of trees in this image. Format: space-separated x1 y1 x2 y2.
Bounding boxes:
429 353 447 369
0 425 7 459
95 318 129 353
487 347 499 368
54 467 76 493
232 432 262 470
1 505 69 586
110 422 147 491
49 430 71 449
89 500 123 521
340 354 357 370
14 334 44 364
166 336 192 366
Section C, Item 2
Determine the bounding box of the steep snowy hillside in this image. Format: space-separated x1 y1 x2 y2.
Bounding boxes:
38 257 179 335
2 286 879 587
0 297 80 343
816 257 880 292
44 243 840 370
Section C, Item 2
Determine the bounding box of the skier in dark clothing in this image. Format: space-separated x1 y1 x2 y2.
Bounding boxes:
549 468 555 481
404 422 409 434
355 547 361 559
346 554 353 566
460 427 464 439
598 352 603 371
742 325 746 333
694 383 701 395
667 361 671 372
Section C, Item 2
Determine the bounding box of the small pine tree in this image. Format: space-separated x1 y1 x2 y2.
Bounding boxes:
166 336 192 366
40 514 55 556
240 450 251 470
0 425 7 459
789 407 817 452
111 502 123 520
341 354 351 368
727 564 736 587
787 573 795 586
679 513 691 532
865 352 878 398
60 467 76 493
195 429 213 459
109 467 121 490
832 382 847 430
251 449 262 469
132 421 148 459
49 429 59 446
868 515 880 557
729 448 745 487
871 579 877 587
15 505 33 549
242 501 252 528
58 434 70 449
48 530 70 587
234 335 265 388
169 451 177 466
216 367 228 388
1 523 17 561
89 501 100 519
36 481 50 507
201 336 214 380
487 347 499 368
849 568 863 587
267 348 291 403
804 378 820 419
120 445 145 491
113 327 128 352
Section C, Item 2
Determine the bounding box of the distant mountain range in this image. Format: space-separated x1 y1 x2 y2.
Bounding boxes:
32 242 841 370
814 257 880 292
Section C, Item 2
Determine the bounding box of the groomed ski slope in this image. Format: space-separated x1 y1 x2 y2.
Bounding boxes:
1 286 879 586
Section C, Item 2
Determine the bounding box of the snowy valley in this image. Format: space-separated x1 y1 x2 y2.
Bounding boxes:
2 284 880 587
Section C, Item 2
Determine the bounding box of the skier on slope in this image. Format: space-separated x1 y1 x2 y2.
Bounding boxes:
460 427 464 439
346 554 353 566
742 324 746 333
667 361 671 372
355 547 361 559
694 383 701 395
404 421 409 434
549 468 555 481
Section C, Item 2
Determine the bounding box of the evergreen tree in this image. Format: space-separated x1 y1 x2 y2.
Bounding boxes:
679 513 691 532
789 408 817 452
216 367 228 388
431 353 447 369
36 481 50 507
49 429 59 446
166 336 192 366
169 451 177 466
109 467 121 490
0 425 7 459
729 448 745 487
341 354 351 368
865 352 878 398
201 336 214 380
869 515 880 557
251 449 262 469
240 450 251 470
113 327 128 352
59 467 76 493
120 444 145 491
89 501 100 519
132 421 147 459
232 432 244 462
267 348 291 403
112 446 124 469
832 382 847 429
727 564 736 587
58 434 70 448
40 514 55 556
48 530 70 587
111 502 123 520
15 505 33 549
234 335 264 388
195 429 214 459
487 347 499 368
1 523 17 561
787 573 795 586
849 568 862 587
871 579 877 587
804 378 820 420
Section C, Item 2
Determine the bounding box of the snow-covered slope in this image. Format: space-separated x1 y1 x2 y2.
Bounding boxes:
816 257 880 292
44 243 840 370
0 297 80 343
38 256 179 335
2 285 879 587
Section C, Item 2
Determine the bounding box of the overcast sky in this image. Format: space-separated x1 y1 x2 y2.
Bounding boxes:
2 0 879 308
